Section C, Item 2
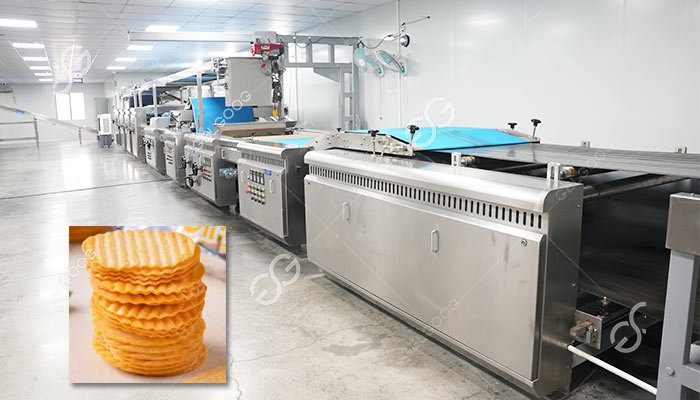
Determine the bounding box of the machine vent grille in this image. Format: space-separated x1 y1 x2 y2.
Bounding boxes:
241 153 285 168
310 165 543 231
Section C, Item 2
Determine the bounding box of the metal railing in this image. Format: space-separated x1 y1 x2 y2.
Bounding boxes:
0 104 99 146
0 118 39 146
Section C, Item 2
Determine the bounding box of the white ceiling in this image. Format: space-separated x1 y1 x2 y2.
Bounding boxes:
0 0 391 84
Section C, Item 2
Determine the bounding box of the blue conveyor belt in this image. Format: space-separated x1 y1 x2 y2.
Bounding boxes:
191 97 255 134
254 127 529 151
349 127 528 151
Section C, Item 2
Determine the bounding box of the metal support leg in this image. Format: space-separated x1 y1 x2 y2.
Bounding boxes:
32 117 39 147
78 128 83 145
657 251 700 400
658 192 700 400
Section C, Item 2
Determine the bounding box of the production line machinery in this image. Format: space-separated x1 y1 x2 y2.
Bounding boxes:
225 126 537 246
211 121 700 398
298 128 700 399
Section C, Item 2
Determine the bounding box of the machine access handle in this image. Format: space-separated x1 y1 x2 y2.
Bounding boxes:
431 229 439 253
342 202 350 221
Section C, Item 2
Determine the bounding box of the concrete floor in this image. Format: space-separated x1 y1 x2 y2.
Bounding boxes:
0 140 654 399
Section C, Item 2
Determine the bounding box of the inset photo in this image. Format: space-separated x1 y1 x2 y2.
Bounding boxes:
68 226 227 384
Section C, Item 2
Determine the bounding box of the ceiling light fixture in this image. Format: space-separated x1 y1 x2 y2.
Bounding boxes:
23 56 48 61
12 42 44 49
0 18 38 28
127 45 153 51
38 78 54 82
107 66 125 70
29 66 51 70
34 72 52 76
145 24 180 33
114 57 136 62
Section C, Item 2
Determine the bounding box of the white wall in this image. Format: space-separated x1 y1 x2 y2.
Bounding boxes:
0 83 107 142
303 0 700 152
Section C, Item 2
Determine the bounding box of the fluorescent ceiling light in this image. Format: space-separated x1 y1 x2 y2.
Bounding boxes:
0 18 37 28
127 45 153 51
29 66 51 70
12 42 44 49
107 66 125 70
34 72 52 76
23 56 48 61
38 78 54 82
114 57 136 62
145 24 180 33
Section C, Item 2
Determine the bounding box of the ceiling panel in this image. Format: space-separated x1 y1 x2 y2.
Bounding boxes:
0 0 393 83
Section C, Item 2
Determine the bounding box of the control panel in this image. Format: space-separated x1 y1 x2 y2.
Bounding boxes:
245 168 267 204
200 157 212 182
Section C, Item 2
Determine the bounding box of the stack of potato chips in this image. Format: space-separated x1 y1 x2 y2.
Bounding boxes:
83 229 207 376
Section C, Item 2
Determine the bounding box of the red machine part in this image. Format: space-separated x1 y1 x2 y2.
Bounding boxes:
250 42 284 55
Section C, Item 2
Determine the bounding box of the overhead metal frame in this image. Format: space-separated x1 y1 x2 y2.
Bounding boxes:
127 31 361 130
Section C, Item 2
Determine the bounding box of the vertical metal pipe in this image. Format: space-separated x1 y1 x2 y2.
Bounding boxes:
196 72 204 133
152 83 158 120
32 117 39 147
396 0 402 127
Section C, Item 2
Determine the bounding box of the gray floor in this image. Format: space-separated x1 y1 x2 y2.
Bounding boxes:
0 140 653 399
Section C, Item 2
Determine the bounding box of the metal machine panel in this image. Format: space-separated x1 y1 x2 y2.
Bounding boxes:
224 57 272 107
304 150 583 396
238 162 287 239
163 130 186 185
666 192 700 256
183 134 238 207
236 141 309 246
144 127 166 174
129 108 147 162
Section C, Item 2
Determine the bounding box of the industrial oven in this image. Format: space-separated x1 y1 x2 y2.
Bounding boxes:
302 135 700 398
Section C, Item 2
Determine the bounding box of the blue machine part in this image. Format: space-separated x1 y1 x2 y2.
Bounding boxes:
191 97 255 134
349 126 528 151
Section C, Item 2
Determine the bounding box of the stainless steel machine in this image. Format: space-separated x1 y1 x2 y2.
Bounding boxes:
128 107 147 162
304 149 582 396
183 133 240 207
302 136 700 398
163 129 187 185
235 141 311 246
143 126 166 174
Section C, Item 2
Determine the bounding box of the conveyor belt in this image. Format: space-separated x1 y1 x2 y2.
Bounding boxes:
259 127 531 150
350 127 529 151
442 143 700 178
